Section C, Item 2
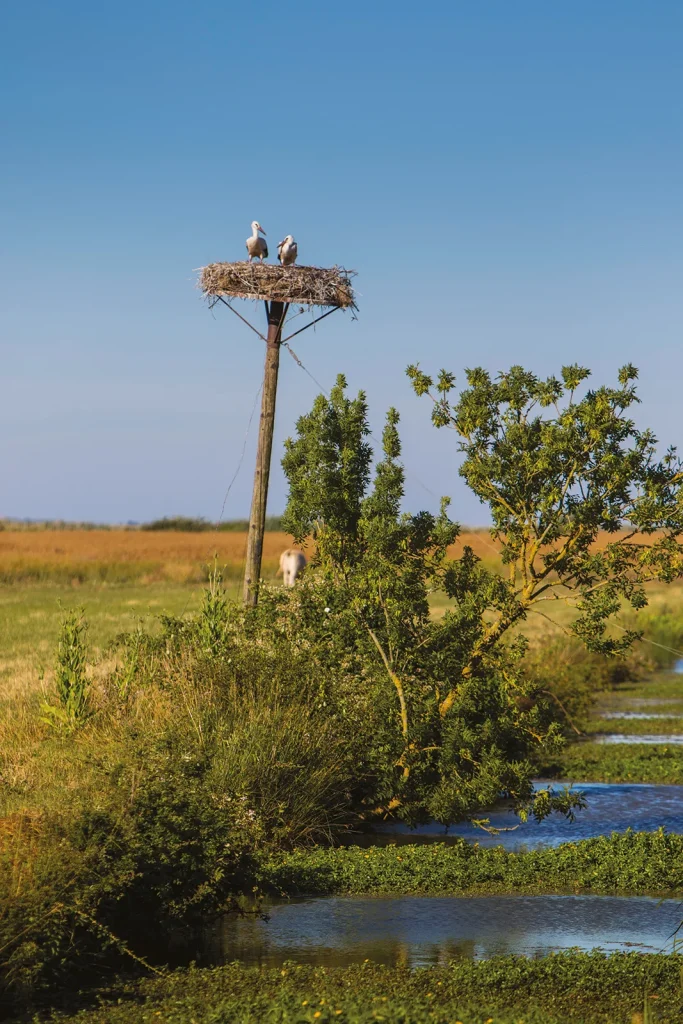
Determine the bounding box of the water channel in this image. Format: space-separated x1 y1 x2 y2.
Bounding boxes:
210 677 683 968
595 734 683 745
600 712 680 720
362 782 683 850
208 895 682 968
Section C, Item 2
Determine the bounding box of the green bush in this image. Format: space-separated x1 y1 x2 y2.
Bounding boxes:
624 603 683 669
0 737 262 1007
522 636 642 733
0 590 364 1008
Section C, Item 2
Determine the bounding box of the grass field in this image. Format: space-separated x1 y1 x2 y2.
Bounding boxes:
0 528 294 584
0 527 496 704
3 527 683 707
0 527 505 584
0 583 214 703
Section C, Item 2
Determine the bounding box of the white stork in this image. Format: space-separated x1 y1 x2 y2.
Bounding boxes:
277 235 298 266
246 221 268 263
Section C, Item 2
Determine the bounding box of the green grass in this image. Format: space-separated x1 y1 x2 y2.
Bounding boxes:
598 671 683 704
0 582 239 702
540 742 683 784
40 954 683 1024
584 716 683 736
260 830 683 897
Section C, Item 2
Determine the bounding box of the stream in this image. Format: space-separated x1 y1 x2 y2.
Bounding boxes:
360 782 683 850
206 894 683 967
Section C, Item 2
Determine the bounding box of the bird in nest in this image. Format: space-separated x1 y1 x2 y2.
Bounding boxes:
246 221 268 262
277 235 298 266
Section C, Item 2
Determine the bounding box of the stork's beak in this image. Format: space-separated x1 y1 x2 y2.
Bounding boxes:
261 228 267 236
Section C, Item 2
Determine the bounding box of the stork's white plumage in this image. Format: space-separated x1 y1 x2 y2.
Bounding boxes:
246 221 268 262
277 235 298 266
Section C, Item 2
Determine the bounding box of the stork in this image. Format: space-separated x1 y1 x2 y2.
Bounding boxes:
246 221 268 263
277 235 298 266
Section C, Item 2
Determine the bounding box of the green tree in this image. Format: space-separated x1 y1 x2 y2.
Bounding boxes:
280 375 581 826
407 363 683 715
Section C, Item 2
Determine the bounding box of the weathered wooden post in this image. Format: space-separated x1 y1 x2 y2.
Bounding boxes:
198 260 356 606
242 301 286 606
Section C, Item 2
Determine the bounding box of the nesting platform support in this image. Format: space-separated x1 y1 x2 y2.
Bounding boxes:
199 260 356 607
242 301 287 607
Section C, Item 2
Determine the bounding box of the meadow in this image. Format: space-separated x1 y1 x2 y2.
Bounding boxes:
0 525 508 585
0 526 500 705
3 525 683 702
3 526 683 1021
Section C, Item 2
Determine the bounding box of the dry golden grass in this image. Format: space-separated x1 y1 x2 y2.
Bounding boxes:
0 526 657 585
0 527 509 585
0 529 300 584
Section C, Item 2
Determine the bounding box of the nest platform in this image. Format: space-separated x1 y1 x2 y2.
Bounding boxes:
200 262 356 309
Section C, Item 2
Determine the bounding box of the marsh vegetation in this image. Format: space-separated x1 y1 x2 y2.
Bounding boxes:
3 363 683 1021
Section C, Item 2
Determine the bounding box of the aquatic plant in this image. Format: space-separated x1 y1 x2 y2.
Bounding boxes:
29 954 683 1023
260 829 683 897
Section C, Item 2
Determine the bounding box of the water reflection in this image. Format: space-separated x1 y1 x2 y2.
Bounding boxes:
600 712 680 720
208 895 682 968
595 734 683 745
360 782 683 850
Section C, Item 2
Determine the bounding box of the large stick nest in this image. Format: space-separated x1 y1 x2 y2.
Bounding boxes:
199 262 356 309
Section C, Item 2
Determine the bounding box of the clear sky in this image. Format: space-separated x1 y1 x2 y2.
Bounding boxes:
2 2 682 525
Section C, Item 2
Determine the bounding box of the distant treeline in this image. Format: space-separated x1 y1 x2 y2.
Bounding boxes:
0 519 118 532
0 516 285 532
139 516 285 532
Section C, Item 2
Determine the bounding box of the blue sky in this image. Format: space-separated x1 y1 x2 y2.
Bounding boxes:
2 2 682 525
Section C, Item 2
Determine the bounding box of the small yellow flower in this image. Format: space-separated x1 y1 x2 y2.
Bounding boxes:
335 1012 342 1016
302 1001 309 1006
314 1014 322 1019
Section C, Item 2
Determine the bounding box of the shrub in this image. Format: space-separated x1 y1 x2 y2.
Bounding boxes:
40 609 92 732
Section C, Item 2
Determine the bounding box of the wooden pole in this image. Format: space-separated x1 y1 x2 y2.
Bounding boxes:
243 301 286 606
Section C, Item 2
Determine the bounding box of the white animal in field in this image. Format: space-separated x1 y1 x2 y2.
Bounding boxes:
277 548 307 587
246 221 268 262
277 235 298 266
